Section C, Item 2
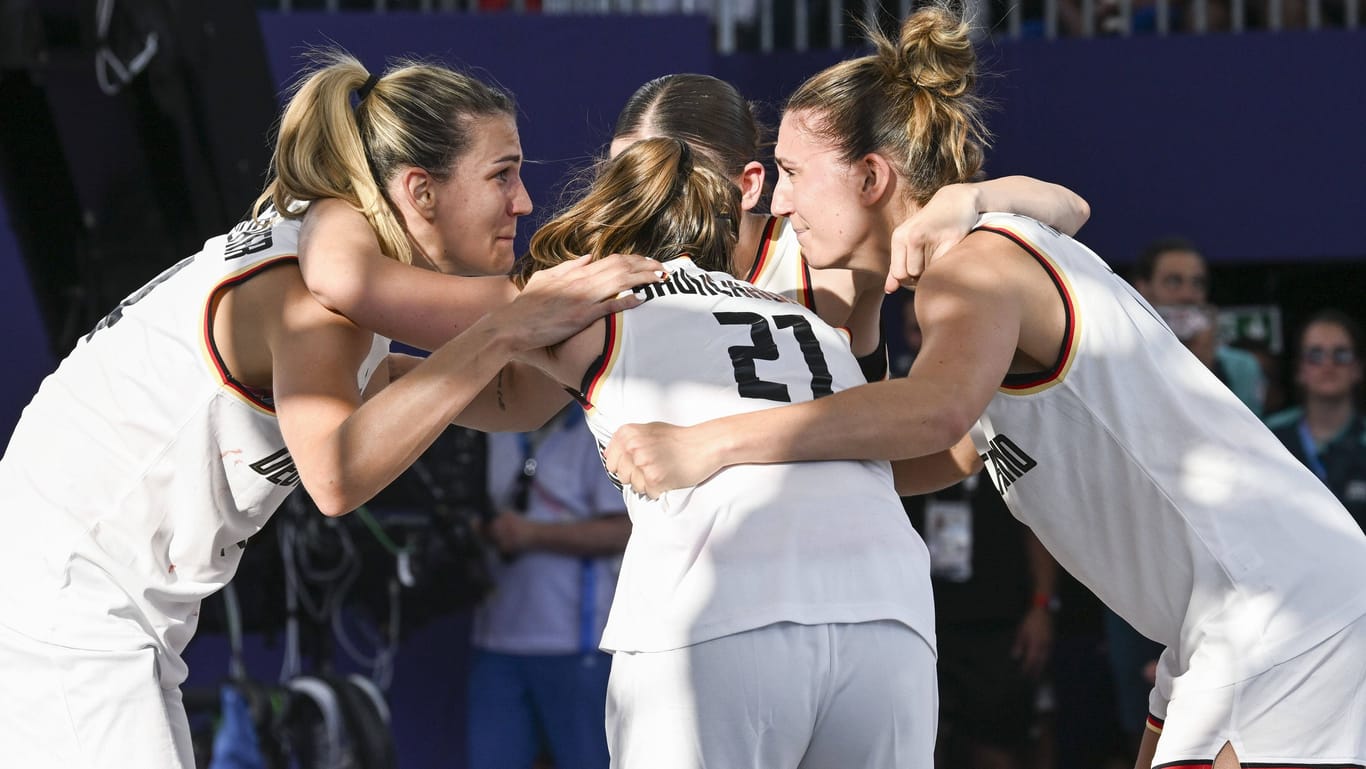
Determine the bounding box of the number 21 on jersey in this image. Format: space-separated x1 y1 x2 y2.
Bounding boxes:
714 311 834 403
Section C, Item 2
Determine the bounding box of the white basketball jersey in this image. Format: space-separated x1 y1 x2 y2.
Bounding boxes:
580 257 933 654
969 212 1366 688
0 207 389 680
743 215 815 311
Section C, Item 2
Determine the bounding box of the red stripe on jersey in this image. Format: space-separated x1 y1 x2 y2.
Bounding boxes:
581 312 620 407
202 256 299 413
975 225 1077 391
743 216 782 284
798 255 816 312
1146 713 1164 733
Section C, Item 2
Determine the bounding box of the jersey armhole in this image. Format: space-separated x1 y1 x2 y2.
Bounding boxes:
973 226 1077 392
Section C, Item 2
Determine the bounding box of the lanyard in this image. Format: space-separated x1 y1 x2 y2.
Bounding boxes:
578 558 596 655
514 414 597 655
1296 419 1328 482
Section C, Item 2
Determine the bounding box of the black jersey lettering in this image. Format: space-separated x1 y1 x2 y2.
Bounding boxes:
249 447 300 487
85 255 196 341
981 433 1037 495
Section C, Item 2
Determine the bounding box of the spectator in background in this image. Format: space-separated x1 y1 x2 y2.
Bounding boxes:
1266 310 1366 531
469 405 630 769
1131 236 1266 415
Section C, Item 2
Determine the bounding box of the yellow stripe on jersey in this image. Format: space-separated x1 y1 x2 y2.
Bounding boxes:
975 225 1082 396
583 312 625 410
200 255 299 415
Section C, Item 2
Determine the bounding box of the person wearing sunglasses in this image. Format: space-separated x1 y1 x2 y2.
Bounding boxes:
1267 309 1366 530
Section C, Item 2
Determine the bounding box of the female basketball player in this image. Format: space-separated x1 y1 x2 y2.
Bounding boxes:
517 135 938 769
603 7 1366 769
0 51 660 769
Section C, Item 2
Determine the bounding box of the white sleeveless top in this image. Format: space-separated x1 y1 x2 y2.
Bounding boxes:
579 256 933 654
744 215 815 311
969 212 1366 688
0 206 389 680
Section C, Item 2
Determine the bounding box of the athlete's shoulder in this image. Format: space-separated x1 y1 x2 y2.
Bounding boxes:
973 212 1066 242
221 203 302 264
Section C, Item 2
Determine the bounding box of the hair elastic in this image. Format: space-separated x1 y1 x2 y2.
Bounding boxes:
356 73 380 104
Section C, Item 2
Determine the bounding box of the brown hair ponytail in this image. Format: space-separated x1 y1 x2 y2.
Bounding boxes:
522 138 741 284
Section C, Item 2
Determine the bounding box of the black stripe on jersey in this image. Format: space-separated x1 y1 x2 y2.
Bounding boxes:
744 216 782 284
973 226 1075 390
204 256 299 412
799 256 817 312
578 312 618 406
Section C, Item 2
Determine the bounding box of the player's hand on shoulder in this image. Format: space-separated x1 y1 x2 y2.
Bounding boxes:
885 183 980 294
502 254 667 351
605 421 716 499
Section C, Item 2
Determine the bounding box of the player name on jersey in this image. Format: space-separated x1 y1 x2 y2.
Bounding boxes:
634 263 793 305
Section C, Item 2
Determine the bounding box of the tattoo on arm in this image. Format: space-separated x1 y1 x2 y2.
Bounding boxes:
496 369 507 411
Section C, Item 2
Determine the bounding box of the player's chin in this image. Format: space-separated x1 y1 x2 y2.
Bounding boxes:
493 239 518 273
803 246 848 271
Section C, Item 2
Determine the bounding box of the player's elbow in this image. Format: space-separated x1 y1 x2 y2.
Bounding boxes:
297 466 365 518
306 485 358 518
302 269 365 318
1062 192 1091 235
925 404 978 455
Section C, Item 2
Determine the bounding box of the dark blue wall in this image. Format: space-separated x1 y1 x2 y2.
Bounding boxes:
977 30 1366 265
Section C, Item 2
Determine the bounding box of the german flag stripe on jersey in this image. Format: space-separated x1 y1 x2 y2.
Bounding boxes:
201 255 299 415
745 216 816 312
743 216 782 285
580 311 624 409
975 225 1080 395
1146 714 1164 734
797 254 816 312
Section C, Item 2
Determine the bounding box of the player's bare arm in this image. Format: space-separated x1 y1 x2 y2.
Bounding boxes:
887 176 1090 292
891 434 983 496
268 265 519 517
456 262 652 432
299 197 519 351
269 254 661 516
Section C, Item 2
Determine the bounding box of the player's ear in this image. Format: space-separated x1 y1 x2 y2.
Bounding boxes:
738 161 765 211
395 167 437 221
858 153 893 206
